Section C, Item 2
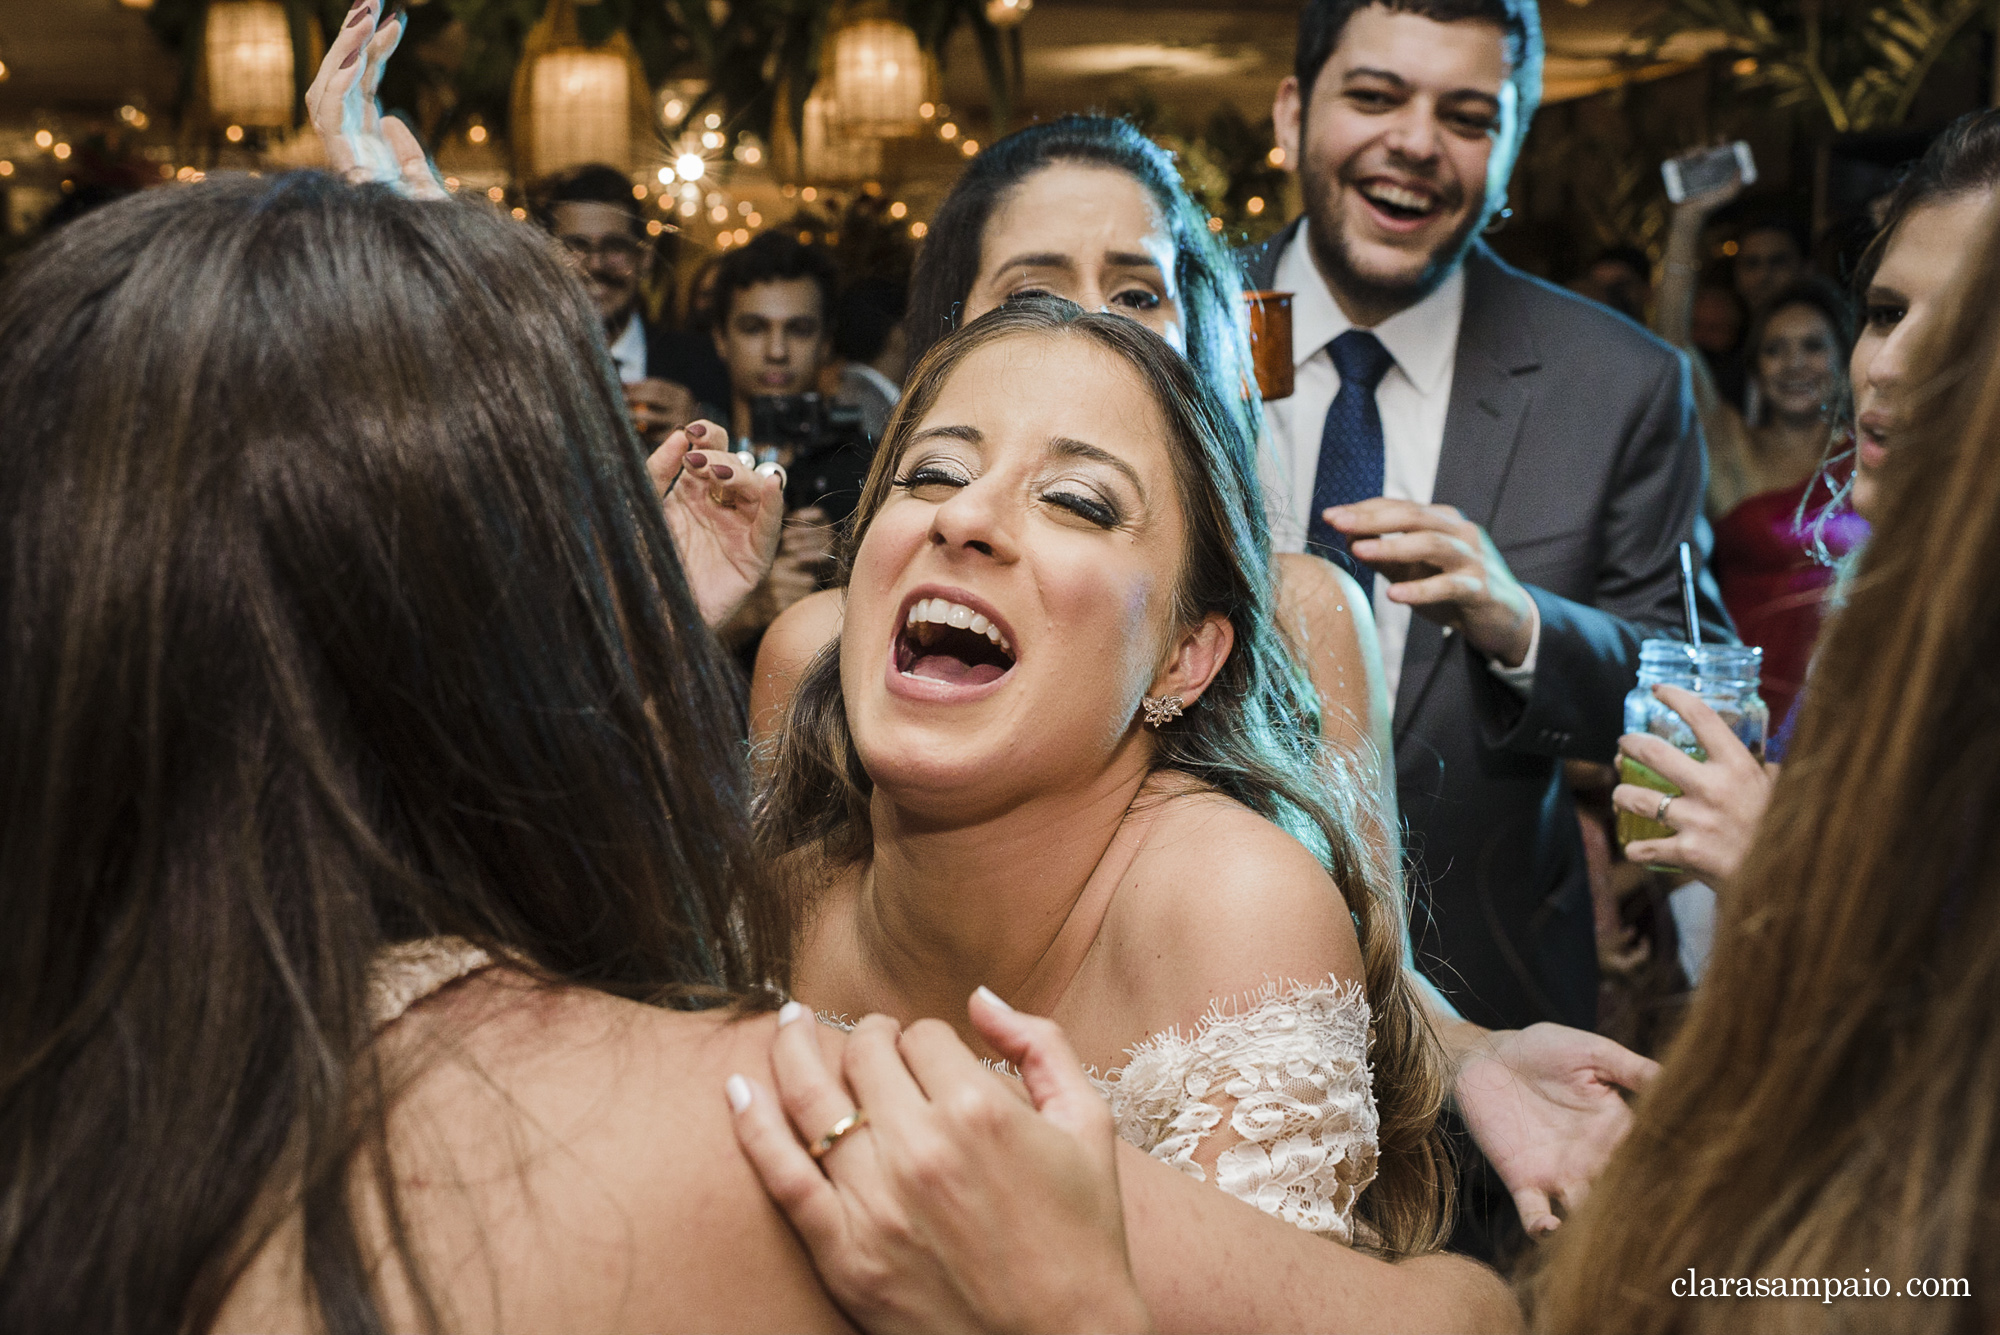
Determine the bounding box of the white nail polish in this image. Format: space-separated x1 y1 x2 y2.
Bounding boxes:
777 1000 807 1026
973 985 1013 1013
726 1074 753 1112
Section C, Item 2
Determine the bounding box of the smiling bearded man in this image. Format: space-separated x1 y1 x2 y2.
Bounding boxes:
1240 0 1735 1261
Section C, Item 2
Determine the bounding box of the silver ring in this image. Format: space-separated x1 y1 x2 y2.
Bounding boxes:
1654 792 1675 825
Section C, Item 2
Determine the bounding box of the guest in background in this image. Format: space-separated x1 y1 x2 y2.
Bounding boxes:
1731 212 1809 315
1566 245 1653 324
532 164 719 443
831 276 910 443
1707 276 1866 724
711 231 838 446
1615 108 2000 886
710 232 843 652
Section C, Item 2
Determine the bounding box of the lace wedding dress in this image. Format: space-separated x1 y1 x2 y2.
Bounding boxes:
369 943 1381 1246
1094 977 1378 1245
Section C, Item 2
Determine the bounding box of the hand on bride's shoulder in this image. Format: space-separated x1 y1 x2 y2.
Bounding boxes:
1097 786 1367 1033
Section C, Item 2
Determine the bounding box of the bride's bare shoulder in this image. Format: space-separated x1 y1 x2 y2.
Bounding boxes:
1094 787 1366 1032
217 972 854 1334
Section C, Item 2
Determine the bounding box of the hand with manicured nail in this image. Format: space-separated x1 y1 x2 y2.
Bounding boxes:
305 2 447 199
647 419 783 629
727 990 1150 1335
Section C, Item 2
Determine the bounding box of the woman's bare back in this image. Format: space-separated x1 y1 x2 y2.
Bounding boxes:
215 970 854 1334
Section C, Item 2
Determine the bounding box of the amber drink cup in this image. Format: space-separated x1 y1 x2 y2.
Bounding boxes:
1243 289 1295 401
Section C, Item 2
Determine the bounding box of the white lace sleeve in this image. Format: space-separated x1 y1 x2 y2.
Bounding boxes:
1096 978 1377 1244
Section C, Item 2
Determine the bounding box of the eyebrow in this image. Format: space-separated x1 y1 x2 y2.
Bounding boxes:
1049 436 1148 503
994 251 1165 274
1342 66 1501 108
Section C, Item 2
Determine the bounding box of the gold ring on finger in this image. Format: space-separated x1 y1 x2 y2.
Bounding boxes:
808 1108 869 1161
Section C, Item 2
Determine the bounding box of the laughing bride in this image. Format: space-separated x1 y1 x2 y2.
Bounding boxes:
758 296 1449 1252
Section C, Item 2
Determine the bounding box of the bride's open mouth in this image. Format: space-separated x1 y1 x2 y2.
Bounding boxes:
893 594 1017 688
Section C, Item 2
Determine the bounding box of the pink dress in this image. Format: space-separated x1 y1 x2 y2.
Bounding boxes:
1711 462 1867 725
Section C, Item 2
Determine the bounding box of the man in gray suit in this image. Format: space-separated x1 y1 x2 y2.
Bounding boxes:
1244 0 1732 1038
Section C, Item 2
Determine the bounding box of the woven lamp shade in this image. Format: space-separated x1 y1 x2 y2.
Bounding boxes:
205 0 295 128
511 0 654 178
828 8 924 138
802 91 883 181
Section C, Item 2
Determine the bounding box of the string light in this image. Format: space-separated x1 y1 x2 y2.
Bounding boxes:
910 221 928 239
468 123 488 144
1246 196 1266 215
225 125 245 142
1267 146 1286 167
888 201 907 219
960 139 978 157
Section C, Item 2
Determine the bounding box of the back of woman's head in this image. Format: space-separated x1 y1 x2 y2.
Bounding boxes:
1531 191 2000 1333
0 173 772 1333
760 297 1450 1256
903 115 1259 441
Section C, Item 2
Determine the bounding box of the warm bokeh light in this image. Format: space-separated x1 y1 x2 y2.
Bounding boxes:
1722 240 1740 256
1733 57 1758 75
889 201 908 219
717 231 735 248
802 186 818 202
0 162 13 177
738 199 754 215
746 212 762 227
511 207 527 220
1246 196 1266 215
487 186 506 202
1268 146 1286 167
938 122 959 141
658 167 674 184
445 176 460 189
910 221 928 239
986 0 1032 25
920 102 935 119
701 130 723 149
35 130 53 149
646 219 664 236
468 124 488 144
675 152 706 181
225 124 245 142
710 205 729 222
704 112 722 129
733 227 749 244
960 140 978 156
1207 216 1224 233
53 143 72 160
631 182 647 199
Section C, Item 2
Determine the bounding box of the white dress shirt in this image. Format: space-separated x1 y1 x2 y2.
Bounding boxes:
1257 230 1536 700
608 311 647 385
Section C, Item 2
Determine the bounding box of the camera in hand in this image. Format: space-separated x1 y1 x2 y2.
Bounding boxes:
748 392 874 529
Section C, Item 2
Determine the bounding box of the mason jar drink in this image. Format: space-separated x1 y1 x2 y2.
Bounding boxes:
1617 640 1768 854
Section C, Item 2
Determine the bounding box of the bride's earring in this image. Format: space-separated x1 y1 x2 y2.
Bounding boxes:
1141 695 1185 728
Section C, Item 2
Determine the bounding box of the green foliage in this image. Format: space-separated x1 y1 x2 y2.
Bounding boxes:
1114 93 1291 242
1641 0 1987 132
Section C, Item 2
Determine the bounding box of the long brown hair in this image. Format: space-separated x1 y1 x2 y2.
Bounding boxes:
0 174 781 1333
1531 194 2000 1332
758 298 1452 1256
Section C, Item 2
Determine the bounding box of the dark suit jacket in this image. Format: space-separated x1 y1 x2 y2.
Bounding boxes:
1242 223 1733 1031
646 323 731 423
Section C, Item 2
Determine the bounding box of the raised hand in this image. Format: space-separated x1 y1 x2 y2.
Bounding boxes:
1453 1023 1658 1236
1613 683 1776 883
728 992 1149 1335
305 0 447 199
648 421 784 630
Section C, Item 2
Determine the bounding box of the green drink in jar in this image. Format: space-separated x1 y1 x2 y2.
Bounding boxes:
1618 641 1767 865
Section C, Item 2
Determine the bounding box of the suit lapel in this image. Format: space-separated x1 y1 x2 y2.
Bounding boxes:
1392 244 1541 735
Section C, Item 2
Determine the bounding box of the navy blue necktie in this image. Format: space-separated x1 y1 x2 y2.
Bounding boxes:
1306 330 1396 583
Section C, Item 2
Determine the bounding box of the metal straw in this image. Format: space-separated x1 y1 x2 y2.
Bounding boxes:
1678 541 1701 649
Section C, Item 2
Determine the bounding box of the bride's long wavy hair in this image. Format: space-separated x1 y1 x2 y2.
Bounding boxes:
757 298 1452 1256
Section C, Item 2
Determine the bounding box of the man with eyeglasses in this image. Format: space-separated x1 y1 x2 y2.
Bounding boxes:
535 164 729 444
